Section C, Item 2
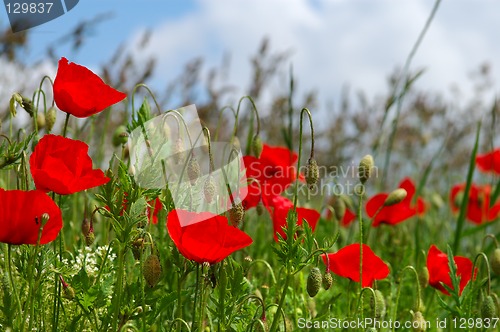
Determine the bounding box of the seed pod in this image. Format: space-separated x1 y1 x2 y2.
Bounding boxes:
21 96 33 116
143 254 162 288
112 125 129 147
204 176 217 203
187 156 201 185
370 290 386 319
46 107 57 132
358 154 374 184
252 135 263 158
322 272 333 290
229 203 245 227
306 267 322 297
384 188 407 206
490 248 500 275
305 158 319 189
85 232 95 247
419 266 429 289
412 311 427 332
481 295 497 319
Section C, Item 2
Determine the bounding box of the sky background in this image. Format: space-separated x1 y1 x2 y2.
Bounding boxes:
1 0 500 113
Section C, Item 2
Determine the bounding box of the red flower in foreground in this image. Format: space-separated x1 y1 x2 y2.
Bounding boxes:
241 144 299 209
53 57 126 118
366 177 425 226
167 209 252 264
426 245 474 295
321 244 389 288
450 183 500 224
270 196 320 242
30 135 110 195
476 149 500 175
0 189 63 245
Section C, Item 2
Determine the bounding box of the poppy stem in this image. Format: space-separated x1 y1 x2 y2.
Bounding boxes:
6 245 23 326
357 186 365 321
214 105 236 142
393 266 422 325
111 243 126 332
268 272 291 332
62 113 70 138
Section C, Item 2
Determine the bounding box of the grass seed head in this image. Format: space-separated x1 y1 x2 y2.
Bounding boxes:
229 203 245 227
204 176 217 203
305 158 319 189
187 156 201 185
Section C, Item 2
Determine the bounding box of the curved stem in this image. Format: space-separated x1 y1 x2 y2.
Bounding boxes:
131 83 162 118
268 273 291 332
215 105 237 141
392 266 422 331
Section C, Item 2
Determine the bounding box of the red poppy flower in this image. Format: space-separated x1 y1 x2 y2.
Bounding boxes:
241 144 299 209
426 245 474 295
476 149 500 175
366 177 425 226
321 243 389 288
450 183 500 224
167 209 252 264
30 134 110 195
325 207 356 227
53 57 126 118
270 196 320 242
0 189 63 245
147 197 162 224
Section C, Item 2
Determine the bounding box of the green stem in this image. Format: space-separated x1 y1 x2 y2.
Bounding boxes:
111 243 126 332
6 245 23 325
62 113 70 138
269 273 291 332
358 186 365 320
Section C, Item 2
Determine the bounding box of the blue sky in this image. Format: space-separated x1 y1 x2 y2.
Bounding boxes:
2 0 500 115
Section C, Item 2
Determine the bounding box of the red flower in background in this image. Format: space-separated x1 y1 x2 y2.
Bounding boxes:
341 208 356 227
270 196 320 242
53 57 126 118
476 149 500 175
241 144 299 209
0 189 63 245
450 183 500 224
147 197 162 224
366 177 425 226
167 209 252 264
30 135 109 195
426 245 474 295
321 243 389 288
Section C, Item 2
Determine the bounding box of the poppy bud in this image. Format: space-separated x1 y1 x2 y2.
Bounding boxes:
231 136 241 151
305 158 319 189
322 272 333 290
21 96 33 116
419 266 429 288
252 135 263 158
60 276 75 300
370 289 386 319
173 138 184 165
306 267 322 297
112 125 129 147
143 254 162 288
481 295 497 319
187 156 201 185
358 155 374 184
36 112 46 129
412 311 427 332
46 107 57 132
256 201 264 216
204 176 217 203
10 93 23 117
85 232 95 247
333 196 346 222
81 218 91 237
229 203 245 227
490 248 500 275
384 188 407 206
132 237 145 260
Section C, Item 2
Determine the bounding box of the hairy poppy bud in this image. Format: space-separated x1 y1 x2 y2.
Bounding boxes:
307 267 322 297
384 188 407 206
252 135 263 158
85 232 95 246
60 276 75 300
132 237 145 260
322 272 333 290
358 155 374 184
370 289 386 319
112 125 129 147
305 158 319 189
36 112 46 129
481 295 497 319
143 254 162 288
187 156 201 185
333 196 346 222
46 107 57 132
419 266 429 288
231 136 241 151
204 176 217 203
81 218 91 237
412 311 427 332
21 96 33 116
229 203 245 227
490 248 500 275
